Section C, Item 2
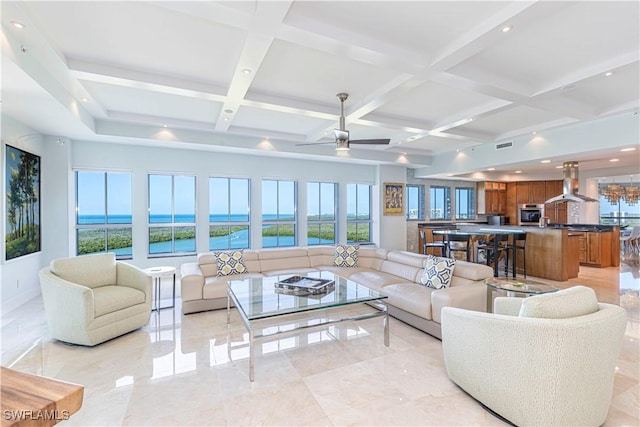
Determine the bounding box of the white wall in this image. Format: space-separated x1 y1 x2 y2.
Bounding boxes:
376 165 408 250
1 116 46 314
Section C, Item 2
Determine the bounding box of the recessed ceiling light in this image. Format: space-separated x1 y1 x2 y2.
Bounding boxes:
532 131 537 135
515 170 522 174
80 97 88 103
555 165 563 169
11 21 25 29
241 68 251 75
223 117 229 122
163 124 168 128
610 158 620 162
501 25 513 33
265 136 270 140
541 160 551 164
224 109 233 114
488 167 496 171
621 147 636 152
604 71 614 77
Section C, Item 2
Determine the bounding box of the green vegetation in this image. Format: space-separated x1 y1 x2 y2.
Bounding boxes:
210 226 247 237
5 224 40 260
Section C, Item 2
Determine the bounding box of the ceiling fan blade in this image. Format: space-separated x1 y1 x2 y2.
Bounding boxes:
348 139 391 145
296 141 335 146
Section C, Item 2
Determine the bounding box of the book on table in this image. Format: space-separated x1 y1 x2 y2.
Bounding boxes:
274 275 335 295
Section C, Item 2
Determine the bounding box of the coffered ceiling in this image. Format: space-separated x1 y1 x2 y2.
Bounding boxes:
2 1 639 177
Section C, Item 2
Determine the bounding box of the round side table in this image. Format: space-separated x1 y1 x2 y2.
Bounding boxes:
484 277 558 313
144 266 176 311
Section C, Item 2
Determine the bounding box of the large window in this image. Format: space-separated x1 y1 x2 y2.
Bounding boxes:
430 186 451 220
347 183 371 243
406 184 424 220
455 187 476 220
262 180 296 248
76 171 133 258
209 177 250 250
307 182 337 245
599 184 640 226
148 174 196 256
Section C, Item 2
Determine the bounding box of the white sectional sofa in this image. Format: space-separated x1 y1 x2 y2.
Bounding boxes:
180 246 493 339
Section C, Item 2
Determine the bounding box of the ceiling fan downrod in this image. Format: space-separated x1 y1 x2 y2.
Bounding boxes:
337 92 348 131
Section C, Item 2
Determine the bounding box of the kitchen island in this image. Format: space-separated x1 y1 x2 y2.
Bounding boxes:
459 224 581 281
416 223 619 282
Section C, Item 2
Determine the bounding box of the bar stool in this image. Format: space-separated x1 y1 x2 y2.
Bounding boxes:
505 233 527 278
476 234 510 276
419 230 448 257
447 234 472 262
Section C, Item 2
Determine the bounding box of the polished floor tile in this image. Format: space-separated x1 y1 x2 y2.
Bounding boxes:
2 258 638 426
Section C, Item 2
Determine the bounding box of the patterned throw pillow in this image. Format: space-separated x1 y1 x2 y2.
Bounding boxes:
334 245 359 267
420 255 456 289
215 250 247 276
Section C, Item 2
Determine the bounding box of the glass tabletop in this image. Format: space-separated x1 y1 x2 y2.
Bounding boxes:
227 271 387 321
484 277 558 294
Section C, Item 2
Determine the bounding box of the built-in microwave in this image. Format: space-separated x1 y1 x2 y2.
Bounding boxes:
518 204 544 226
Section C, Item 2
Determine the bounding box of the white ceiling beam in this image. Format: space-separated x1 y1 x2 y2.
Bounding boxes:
214 1 293 131
531 51 640 97
68 59 228 102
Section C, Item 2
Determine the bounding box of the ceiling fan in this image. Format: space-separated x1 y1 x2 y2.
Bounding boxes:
299 93 391 151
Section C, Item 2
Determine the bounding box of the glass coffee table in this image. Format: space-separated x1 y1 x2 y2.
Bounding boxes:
227 271 389 381
484 277 558 313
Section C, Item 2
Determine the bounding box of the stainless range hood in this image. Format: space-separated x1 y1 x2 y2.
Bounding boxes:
545 161 598 203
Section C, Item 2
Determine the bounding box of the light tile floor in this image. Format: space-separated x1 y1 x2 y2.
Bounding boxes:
2 256 638 426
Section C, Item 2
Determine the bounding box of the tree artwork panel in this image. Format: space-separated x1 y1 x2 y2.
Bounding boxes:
5 145 41 260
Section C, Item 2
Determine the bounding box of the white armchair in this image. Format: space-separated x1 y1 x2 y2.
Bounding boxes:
39 253 153 346
441 286 627 427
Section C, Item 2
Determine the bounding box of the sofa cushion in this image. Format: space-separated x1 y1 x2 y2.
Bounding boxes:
420 256 456 289
215 250 248 276
380 283 433 320
334 244 359 267
258 248 311 272
50 253 117 289
93 285 145 317
348 271 405 292
519 285 598 319
451 260 493 282
379 260 423 283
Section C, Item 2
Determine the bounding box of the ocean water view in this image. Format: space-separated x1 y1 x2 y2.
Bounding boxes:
77 214 290 224
77 214 339 255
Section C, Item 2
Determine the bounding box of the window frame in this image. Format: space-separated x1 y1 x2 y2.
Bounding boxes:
307 181 338 245
405 184 425 220
261 179 298 248
75 170 133 260
347 183 372 244
429 185 451 220
209 177 251 250
455 186 476 220
148 173 197 257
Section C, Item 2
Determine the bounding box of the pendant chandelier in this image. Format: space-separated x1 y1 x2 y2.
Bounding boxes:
600 176 639 205
625 177 639 205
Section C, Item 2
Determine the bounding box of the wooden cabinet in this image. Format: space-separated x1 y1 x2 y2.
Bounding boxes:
516 181 547 204
545 180 563 200
478 181 506 214
576 231 613 267
545 201 568 224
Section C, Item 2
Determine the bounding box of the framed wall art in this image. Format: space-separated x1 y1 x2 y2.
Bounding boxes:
5 144 41 260
383 182 404 216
